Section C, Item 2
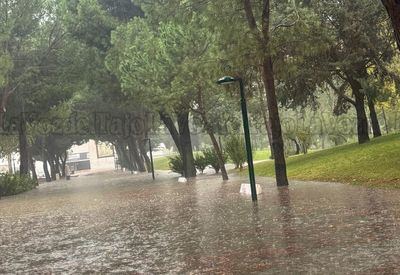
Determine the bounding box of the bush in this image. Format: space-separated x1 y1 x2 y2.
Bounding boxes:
194 154 208 173
225 135 247 170
202 147 227 174
168 155 184 175
0 173 37 198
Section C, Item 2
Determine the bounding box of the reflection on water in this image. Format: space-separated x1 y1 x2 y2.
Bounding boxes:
1 172 400 273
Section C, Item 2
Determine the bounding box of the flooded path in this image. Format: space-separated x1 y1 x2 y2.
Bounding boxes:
1 171 400 273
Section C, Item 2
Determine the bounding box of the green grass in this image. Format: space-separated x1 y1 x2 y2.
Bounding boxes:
153 155 174 171
251 134 400 188
253 150 271 161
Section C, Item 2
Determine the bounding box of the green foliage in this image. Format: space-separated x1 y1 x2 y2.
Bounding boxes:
168 155 184 175
225 135 247 170
1 0 399 183
0 173 37 197
201 148 227 174
0 136 18 157
194 154 208 174
0 53 12 87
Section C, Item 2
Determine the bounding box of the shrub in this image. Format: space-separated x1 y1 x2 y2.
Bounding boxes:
168 155 184 175
225 135 247 170
202 147 227 174
0 173 37 198
194 154 208 173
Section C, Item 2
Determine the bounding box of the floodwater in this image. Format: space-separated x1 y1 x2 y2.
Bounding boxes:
1 172 400 274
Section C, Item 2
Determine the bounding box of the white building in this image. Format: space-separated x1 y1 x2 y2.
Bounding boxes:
67 140 116 173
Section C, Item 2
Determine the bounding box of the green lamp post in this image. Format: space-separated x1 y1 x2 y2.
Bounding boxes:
217 76 257 201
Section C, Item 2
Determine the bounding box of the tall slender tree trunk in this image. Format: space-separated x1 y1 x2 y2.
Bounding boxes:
243 0 288 186
354 94 370 144
196 88 228 180
43 158 51 182
367 98 382 138
160 112 182 155
18 117 30 176
127 146 138 172
258 85 274 159
28 150 38 183
60 152 67 178
261 57 289 186
48 154 57 181
160 111 197 178
177 112 196 178
208 131 229 180
7 154 13 174
55 155 63 178
382 107 389 134
348 77 370 144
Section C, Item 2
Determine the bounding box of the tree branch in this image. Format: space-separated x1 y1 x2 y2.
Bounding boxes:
326 79 356 106
243 0 262 42
261 0 270 40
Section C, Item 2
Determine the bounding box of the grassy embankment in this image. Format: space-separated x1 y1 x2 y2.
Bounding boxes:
252 134 400 188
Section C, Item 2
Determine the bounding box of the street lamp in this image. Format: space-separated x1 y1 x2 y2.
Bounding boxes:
217 76 257 201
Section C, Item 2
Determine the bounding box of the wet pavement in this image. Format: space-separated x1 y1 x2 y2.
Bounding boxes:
1 171 400 274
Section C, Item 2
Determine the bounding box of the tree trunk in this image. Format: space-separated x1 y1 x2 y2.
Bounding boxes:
160 112 182 155
138 139 152 172
60 152 67 178
208 132 228 180
203 119 229 180
354 95 370 144
261 56 289 186
55 154 63 178
382 0 400 51
177 112 196 178
7 154 13 174
196 88 228 180
18 117 30 176
115 141 129 170
128 138 146 172
291 138 300 155
382 107 389 134
29 150 38 183
48 155 57 181
367 98 382 138
43 159 52 182
258 85 274 159
348 77 370 144
302 143 308 155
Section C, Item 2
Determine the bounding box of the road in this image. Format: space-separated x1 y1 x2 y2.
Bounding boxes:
1 171 400 273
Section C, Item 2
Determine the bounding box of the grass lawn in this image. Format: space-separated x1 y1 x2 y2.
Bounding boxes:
251 134 400 188
253 150 271 161
153 155 174 171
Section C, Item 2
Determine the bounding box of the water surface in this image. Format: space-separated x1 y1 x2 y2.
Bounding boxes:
1 172 400 273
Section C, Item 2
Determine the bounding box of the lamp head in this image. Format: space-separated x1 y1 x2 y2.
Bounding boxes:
216 76 237 85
